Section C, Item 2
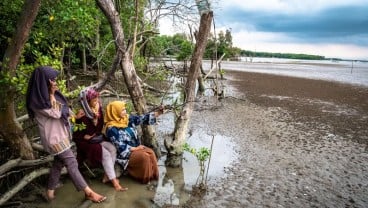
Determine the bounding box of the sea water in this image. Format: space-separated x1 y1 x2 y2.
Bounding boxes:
203 58 368 87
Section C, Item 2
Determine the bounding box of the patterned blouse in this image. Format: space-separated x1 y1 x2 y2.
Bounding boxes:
105 113 156 169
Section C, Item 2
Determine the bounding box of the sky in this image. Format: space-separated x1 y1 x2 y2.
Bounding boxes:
159 0 368 60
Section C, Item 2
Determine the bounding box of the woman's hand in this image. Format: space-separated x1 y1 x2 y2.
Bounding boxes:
49 79 58 95
84 133 96 140
75 109 85 119
131 145 145 152
154 105 165 117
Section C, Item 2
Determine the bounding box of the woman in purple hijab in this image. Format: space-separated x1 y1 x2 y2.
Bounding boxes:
26 66 106 203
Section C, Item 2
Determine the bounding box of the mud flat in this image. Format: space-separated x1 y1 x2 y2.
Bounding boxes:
185 69 368 207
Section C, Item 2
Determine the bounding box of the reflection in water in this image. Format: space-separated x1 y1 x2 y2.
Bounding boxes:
154 157 185 207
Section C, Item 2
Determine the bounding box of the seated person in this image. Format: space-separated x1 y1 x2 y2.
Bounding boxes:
103 101 163 184
72 88 127 191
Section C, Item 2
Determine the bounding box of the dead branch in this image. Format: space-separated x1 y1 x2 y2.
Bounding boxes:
31 143 45 152
0 155 53 175
0 167 67 206
16 114 29 123
203 53 225 79
0 168 49 206
142 83 166 93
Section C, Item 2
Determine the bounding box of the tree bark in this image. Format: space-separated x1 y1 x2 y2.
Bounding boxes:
96 0 161 157
165 11 213 167
0 0 41 159
82 47 87 72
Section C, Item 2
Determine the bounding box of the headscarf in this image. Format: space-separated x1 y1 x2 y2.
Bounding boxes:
80 88 101 119
103 101 129 134
86 88 99 102
26 66 70 126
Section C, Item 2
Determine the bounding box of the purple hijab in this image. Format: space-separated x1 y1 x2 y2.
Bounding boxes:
26 66 70 126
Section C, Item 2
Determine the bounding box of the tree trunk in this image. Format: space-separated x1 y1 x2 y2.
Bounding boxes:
165 11 213 167
82 47 87 72
96 0 161 157
0 0 41 159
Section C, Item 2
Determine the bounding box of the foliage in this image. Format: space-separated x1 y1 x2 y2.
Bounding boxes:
204 29 240 60
145 35 173 57
176 40 193 61
23 0 102 70
0 0 23 59
183 143 210 162
183 143 211 185
70 115 86 132
240 50 326 60
1 44 83 111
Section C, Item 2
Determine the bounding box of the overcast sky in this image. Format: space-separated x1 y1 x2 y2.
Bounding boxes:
160 0 368 60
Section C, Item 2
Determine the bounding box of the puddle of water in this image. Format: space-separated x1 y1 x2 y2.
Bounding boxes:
184 130 238 182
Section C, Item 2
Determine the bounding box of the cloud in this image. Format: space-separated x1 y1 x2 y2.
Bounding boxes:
219 5 368 40
158 0 368 59
212 0 368 59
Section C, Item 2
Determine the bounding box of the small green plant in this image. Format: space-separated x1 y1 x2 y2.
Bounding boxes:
70 109 86 132
71 122 86 132
183 143 211 187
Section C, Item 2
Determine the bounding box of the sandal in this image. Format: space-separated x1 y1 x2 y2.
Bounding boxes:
85 191 107 203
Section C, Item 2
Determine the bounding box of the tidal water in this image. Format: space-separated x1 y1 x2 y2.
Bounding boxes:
203 58 368 87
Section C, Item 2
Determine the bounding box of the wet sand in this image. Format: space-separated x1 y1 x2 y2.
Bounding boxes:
185 70 368 207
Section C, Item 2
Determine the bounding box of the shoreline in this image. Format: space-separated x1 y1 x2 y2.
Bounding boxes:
202 59 368 87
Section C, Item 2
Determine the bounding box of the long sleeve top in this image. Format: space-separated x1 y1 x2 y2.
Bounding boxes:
32 105 71 155
71 107 104 167
105 112 156 169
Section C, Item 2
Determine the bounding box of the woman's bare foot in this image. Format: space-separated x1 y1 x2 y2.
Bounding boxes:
46 189 55 201
85 191 107 203
102 174 109 184
111 178 128 192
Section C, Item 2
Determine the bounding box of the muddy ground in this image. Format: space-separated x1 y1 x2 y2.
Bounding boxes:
13 69 368 208
184 70 368 207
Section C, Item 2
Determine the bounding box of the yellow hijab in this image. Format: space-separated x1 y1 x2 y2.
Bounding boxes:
103 101 129 134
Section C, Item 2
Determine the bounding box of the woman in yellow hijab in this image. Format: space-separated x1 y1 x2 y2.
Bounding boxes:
103 101 162 184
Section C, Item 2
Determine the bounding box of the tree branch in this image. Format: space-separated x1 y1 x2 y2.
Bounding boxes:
0 155 53 175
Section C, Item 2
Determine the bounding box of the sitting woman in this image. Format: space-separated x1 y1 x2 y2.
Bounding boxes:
72 88 127 191
103 101 162 184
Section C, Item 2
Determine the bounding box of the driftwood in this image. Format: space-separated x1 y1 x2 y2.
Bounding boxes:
142 83 166 93
0 164 68 206
203 53 226 80
0 155 53 176
0 168 49 205
0 167 67 206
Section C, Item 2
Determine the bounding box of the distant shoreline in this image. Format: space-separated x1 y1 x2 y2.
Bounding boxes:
202 59 368 88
